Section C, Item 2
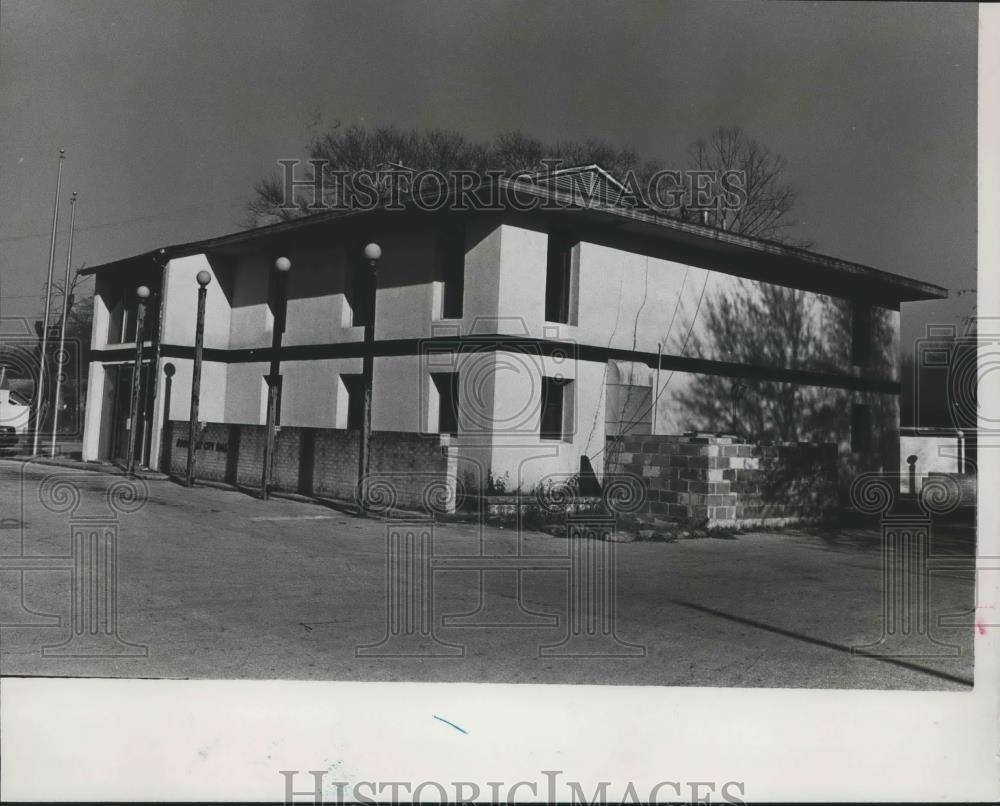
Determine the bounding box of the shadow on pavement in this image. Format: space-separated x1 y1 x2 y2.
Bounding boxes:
670 599 973 688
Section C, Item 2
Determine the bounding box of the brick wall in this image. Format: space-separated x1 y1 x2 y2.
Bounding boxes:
605 433 838 528
164 421 456 512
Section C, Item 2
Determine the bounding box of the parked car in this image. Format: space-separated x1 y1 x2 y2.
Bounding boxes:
1 387 31 450
0 424 18 451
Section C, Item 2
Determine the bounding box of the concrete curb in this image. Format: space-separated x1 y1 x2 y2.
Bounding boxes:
0 455 170 481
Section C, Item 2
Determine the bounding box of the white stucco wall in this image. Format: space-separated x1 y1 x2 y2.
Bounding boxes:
157 358 229 424
495 224 548 336
282 357 363 429
147 356 227 469
81 361 105 461
459 218 503 334
161 254 233 349
90 275 113 350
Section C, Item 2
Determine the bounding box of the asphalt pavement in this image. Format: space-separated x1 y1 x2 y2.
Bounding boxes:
0 460 976 689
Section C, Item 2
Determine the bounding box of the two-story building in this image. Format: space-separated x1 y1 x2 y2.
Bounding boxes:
80 166 946 513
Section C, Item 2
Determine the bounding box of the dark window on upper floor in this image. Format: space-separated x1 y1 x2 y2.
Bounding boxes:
438 226 465 319
106 286 159 345
545 231 575 324
432 372 459 435
341 373 365 430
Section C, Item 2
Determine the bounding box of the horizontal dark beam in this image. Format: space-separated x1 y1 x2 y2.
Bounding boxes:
91 335 900 395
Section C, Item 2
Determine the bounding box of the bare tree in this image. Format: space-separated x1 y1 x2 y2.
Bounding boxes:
50 270 94 354
44 271 94 434
652 129 839 445
245 124 665 226
673 280 822 442
490 131 546 172
686 126 807 245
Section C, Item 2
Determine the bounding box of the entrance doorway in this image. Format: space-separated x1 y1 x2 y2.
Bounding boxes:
98 362 155 465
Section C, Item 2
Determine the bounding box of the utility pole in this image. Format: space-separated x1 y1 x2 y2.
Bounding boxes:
357 242 382 516
260 256 291 500
32 149 65 456
185 270 212 487
50 191 78 457
125 285 150 476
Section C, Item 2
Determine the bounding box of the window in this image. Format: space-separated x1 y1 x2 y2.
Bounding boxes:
340 374 365 430
851 301 872 367
431 372 459 435
106 289 157 344
540 376 572 441
851 403 871 453
345 251 373 327
545 231 575 324
106 296 125 344
438 226 465 319
102 269 161 345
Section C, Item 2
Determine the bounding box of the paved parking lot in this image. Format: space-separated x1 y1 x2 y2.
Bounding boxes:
0 460 976 689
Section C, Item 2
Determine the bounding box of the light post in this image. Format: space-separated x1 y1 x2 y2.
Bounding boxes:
162 362 176 471
185 270 211 487
261 256 291 500
125 285 151 476
51 190 78 457
142 249 169 470
357 243 381 516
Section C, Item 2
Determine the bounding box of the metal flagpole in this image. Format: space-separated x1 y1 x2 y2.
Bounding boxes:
51 191 78 457
32 148 66 456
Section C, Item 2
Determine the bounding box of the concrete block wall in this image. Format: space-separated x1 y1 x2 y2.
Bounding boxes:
164 421 455 512
925 471 977 508
605 433 838 527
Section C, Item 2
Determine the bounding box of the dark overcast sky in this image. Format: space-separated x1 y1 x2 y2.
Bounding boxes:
0 0 977 353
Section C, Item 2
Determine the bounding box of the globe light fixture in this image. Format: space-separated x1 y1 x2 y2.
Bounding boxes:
363 243 382 264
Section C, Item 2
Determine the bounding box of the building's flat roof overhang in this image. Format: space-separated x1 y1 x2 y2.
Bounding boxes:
80 176 948 304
